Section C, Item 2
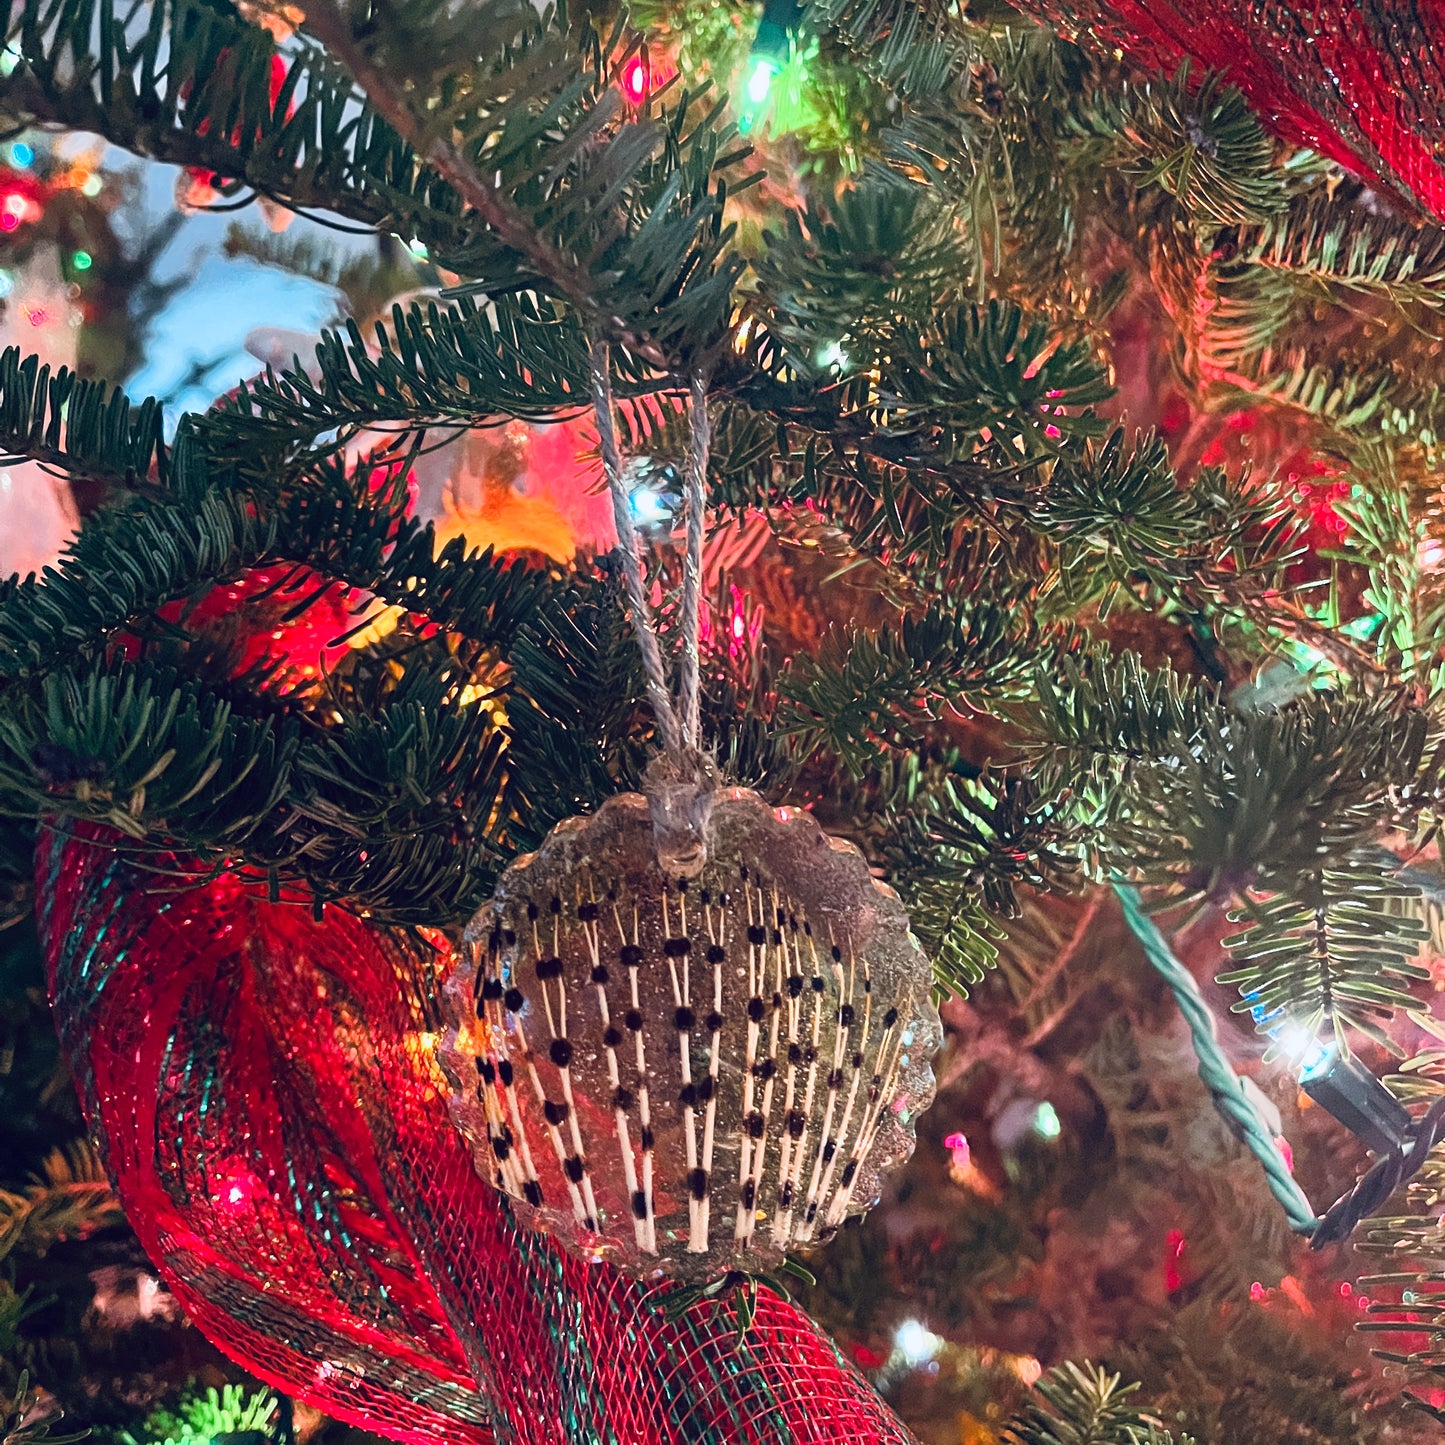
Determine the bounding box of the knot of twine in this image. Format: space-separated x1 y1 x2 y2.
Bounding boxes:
591 341 716 877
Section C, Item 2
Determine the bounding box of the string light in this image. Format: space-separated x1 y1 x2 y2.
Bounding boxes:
1032 1101 1061 1138
892 1319 943 1366
745 56 777 106
620 54 649 105
739 0 799 131
72 250 92 272
9 141 33 167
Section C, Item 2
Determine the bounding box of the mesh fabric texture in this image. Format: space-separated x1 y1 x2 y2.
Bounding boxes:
1016 0 1445 222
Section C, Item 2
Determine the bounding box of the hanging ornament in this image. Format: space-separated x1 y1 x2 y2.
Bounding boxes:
439 789 939 1282
1015 0 1445 222
439 344 940 1284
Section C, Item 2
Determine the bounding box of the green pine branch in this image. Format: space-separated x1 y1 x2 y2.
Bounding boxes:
0 1141 121 1266
1229 195 1445 314
776 587 1071 773
0 348 166 492
200 292 659 454
1 0 747 362
1070 63 1287 229
0 657 297 848
1218 861 1429 1051
0 448 551 676
1002 1361 1184 1445
2 1372 88 1445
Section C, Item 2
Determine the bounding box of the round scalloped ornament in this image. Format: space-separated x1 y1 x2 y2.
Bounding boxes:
439 788 940 1284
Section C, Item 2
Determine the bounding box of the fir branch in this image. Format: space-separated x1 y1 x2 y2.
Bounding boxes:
1002 1361 1182 1445
806 0 969 100
1218 861 1430 1051
0 460 550 676
894 771 1078 996
1034 431 1302 615
2 1373 88 1445
202 292 657 452
0 658 297 848
1024 652 1213 822
776 589 1070 773
279 661 512 922
301 0 746 365
0 1142 122 1265
0 348 166 493
501 572 651 853
1073 63 1286 228
750 171 959 370
299 0 628 345
1229 195 1445 313
2 0 745 362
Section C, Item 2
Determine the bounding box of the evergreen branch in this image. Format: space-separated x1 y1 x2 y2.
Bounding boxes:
894 771 1078 996
0 485 275 677
0 0 405 223
0 461 550 675
1029 663 1435 1040
0 1142 123 1265
1072 63 1286 228
1034 431 1302 613
0 348 166 493
2 0 744 362
202 292 657 452
301 0 746 365
278 661 512 922
1023 652 1212 821
502 571 651 853
1218 861 1429 1049
2 1373 88 1445
0 657 297 848
1229 195 1445 312
776 589 1070 773
749 172 957 369
1002 1361 1182 1445
0 651 516 922
806 0 968 100
299 0 634 350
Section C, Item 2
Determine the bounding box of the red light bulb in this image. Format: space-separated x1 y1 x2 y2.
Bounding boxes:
621 55 648 105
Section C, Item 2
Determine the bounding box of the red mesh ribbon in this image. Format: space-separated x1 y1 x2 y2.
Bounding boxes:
37 823 916 1445
1016 0 1445 222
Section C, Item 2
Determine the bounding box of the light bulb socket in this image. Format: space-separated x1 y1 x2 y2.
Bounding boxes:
750 0 802 61
1301 1052 1412 1156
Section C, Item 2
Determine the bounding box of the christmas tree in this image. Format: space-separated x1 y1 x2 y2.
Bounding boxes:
3 0 1445 1441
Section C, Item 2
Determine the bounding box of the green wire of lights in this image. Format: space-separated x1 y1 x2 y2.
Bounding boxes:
1112 880 1321 1236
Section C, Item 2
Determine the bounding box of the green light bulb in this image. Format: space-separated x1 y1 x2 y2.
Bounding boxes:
745 57 776 106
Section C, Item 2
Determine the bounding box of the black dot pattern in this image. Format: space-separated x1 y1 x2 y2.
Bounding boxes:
448 798 930 1281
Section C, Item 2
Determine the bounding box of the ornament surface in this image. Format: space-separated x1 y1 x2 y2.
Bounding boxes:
440 788 940 1282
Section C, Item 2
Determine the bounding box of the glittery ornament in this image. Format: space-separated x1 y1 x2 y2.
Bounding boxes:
1016 0 1445 222
440 788 940 1283
41 822 920 1445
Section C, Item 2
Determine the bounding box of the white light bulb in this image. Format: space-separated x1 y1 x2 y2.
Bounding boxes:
893 1318 942 1365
